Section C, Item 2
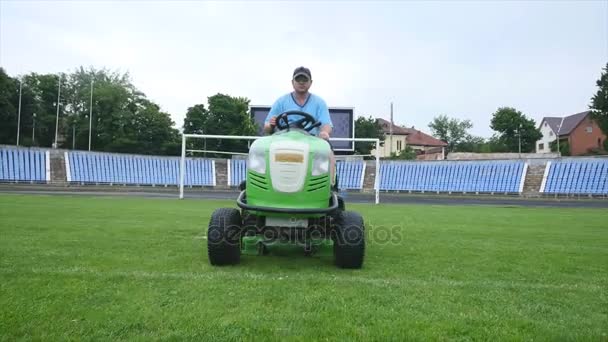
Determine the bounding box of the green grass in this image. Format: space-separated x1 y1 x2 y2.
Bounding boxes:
0 194 607 341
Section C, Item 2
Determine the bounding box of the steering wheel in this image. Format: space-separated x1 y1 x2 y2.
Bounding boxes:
275 110 322 133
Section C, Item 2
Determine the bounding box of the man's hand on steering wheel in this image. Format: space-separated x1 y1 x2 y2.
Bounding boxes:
274 110 322 133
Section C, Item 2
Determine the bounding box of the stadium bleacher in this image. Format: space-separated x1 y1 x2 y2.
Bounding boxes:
0 147 48 183
542 159 608 195
228 159 247 187
2 145 607 197
66 151 215 186
379 160 526 194
336 160 366 190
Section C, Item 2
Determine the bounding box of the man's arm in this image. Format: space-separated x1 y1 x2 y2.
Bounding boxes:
319 124 332 140
263 117 277 135
317 98 333 140
263 99 282 135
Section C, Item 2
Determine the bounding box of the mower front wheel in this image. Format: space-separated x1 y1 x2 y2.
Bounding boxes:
207 208 242 266
333 211 365 269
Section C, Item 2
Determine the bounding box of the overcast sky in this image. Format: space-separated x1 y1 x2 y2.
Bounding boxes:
1 1 606 138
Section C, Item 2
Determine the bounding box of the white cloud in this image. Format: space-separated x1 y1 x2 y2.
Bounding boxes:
1 0 606 138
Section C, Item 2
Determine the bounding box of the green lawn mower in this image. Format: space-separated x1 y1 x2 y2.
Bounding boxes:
207 110 365 269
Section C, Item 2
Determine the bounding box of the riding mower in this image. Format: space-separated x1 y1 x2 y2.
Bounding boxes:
207 110 365 269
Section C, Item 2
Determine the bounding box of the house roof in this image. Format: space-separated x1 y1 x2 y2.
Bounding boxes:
401 127 448 147
541 117 563 134
376 118 410 135
540 111 591 136
376 118 447 146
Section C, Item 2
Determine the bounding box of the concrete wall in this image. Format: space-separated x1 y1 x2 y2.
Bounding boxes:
447 152 560 160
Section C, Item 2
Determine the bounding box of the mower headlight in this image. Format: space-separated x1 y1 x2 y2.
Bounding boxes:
311 152 330 176
247 141 266 174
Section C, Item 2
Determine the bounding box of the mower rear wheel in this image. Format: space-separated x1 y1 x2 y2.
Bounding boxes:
333 211 365 269
207 208 242 266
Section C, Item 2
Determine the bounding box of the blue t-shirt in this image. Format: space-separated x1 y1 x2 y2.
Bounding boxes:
265 92 333 136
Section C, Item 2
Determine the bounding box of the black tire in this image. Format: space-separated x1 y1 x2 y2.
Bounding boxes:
207 208 242 266
337 195 345 211
333 211 365 269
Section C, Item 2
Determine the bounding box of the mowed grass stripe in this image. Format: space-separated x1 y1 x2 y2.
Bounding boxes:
0 193 607 340
0 266 603 291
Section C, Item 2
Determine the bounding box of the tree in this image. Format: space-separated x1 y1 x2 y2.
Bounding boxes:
183 104 209 135
183 104 209 151
388 146 416 160
0 68 19 145
550 139 570 156
456 135 489 153
15 72 62 148
353 116 384 155
184 94 257 156
590 62 608 136
490 107 542 153
428 115 471 152
0 67 181 154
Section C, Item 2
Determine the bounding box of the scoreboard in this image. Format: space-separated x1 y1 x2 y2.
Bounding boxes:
249 105 355 151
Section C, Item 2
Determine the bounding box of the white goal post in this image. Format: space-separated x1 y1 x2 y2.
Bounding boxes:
180 134 381 204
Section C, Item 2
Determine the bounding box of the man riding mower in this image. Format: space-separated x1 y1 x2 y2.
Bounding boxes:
206 110 365 269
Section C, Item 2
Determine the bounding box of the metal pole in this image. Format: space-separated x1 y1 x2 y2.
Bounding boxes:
32 113 36 144
179 134 186 199
72 124 75 150
389 102 393 156
54 75 62 148
89 79 93 151
556 117 564 157
518 125 521 157
16 78 22 146
375 138 380 204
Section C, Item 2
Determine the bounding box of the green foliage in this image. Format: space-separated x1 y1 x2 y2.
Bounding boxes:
428 115 472 152
455 135 491 153
354 115 385 155
549 139 570 156
182 94 257 156
490 107 542 153
590 63 608 136
183 104 209 153
25 73 64 148
604 138 608 152
0 68 19 145
388 146 417 160
0 67 179 155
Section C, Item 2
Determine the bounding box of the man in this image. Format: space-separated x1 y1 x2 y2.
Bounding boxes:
263 66 333 140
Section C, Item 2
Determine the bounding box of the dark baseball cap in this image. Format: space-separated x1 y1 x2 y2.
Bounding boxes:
293 66 311 79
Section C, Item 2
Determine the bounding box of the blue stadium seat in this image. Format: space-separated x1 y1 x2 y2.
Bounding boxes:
377 160 526 194
335 160 365 190
65 151 215 187
0 147 48 183
229 159 246 187
543 159 608 195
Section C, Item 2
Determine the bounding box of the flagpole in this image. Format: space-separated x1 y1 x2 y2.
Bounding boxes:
16 77 23 146
89 79 93 151
54 74 62 148
390 102 393 156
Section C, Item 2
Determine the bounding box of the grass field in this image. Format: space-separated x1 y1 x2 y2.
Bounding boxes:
0 193 607 341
